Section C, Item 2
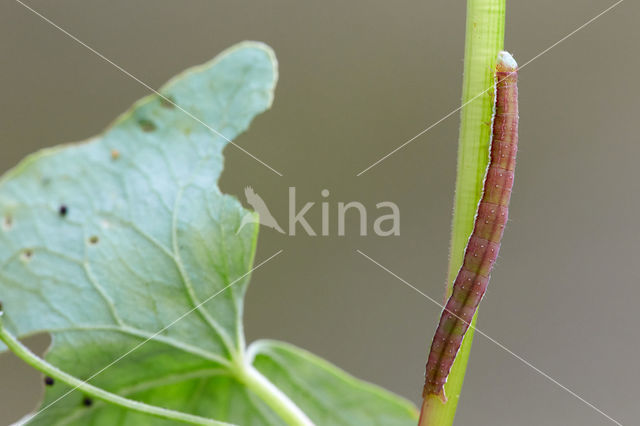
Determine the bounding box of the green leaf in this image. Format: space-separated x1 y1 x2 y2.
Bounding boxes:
0 42 417 425
250 340 418 426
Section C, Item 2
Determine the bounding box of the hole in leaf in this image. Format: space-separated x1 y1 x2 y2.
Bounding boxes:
138 119 156 132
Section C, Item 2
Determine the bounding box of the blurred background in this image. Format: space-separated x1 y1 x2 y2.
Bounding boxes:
0 0 638 424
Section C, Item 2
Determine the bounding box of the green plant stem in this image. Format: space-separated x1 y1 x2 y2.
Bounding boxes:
419 1 505 425
0 325 231 426
233 363 314 426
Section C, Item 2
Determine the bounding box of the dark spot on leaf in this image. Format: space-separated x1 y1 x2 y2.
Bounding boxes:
2 215 12 230
111 149 120 160
0 300 3 313
138 119 156 132
44 376 55 386
21 249 33 261
59 205 68 217
42 177 51 186
89 236 99 245
160 95 176 109
82 397 93 407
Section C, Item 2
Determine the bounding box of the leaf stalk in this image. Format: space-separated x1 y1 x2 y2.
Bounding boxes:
231 360 314 426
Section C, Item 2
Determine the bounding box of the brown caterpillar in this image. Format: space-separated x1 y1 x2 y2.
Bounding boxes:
423 51 519 402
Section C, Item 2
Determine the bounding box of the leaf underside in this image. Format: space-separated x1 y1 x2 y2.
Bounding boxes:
0 42 417 425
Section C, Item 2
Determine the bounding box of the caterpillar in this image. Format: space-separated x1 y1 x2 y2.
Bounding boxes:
423 51 519 402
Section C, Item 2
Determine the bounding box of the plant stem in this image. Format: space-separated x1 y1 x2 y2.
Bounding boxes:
419 1 505 425
0 326 231 426
234 363 314 426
